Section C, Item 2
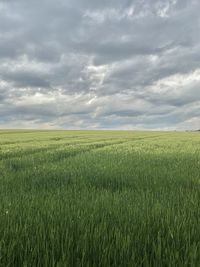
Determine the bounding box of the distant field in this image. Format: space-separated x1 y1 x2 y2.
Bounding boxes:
0 130 199 266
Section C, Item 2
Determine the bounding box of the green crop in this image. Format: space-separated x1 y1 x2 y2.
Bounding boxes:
0 130 199 266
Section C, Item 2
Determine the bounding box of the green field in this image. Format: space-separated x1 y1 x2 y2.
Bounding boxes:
0 130 199 266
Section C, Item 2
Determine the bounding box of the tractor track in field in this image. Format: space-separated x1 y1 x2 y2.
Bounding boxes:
0 134 162 161
1 135 163 172
0 134 92 146
0 132 163 146
0 138 124 160
2 140 128 172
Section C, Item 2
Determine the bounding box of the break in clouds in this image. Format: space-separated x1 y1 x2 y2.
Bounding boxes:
0 0 200 130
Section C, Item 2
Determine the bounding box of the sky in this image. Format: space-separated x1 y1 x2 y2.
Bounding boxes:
0 0 200 130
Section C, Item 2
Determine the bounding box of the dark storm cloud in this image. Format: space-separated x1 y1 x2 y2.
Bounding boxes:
0 0 200 129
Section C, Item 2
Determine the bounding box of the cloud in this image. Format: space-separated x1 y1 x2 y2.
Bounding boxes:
0 0 199 130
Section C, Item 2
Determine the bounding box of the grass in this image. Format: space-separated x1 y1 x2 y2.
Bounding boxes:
0 130 199 266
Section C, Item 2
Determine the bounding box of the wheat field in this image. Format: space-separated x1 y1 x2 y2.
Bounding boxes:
0 130 199 266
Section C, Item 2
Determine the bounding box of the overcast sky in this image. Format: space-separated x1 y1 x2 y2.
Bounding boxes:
0 0 200 130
